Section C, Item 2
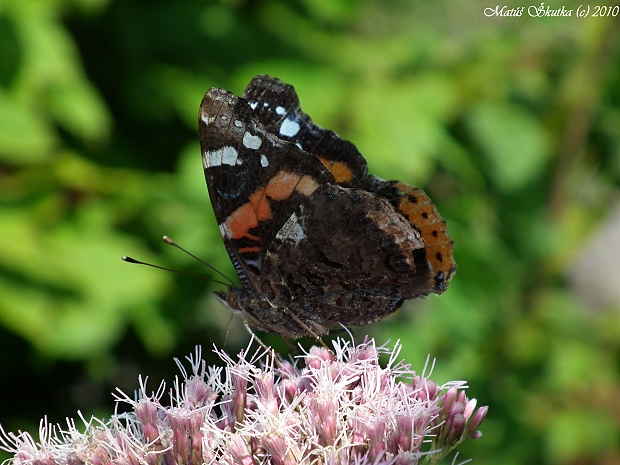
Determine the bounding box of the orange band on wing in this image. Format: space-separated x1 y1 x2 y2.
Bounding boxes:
226 200 264 240
394 185 456 283
265 171 299 200
296 175 321 196
238 246 260 253
318 157 353 184
223 170 320 241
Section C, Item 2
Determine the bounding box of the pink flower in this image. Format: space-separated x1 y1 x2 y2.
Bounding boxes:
0 338 487 465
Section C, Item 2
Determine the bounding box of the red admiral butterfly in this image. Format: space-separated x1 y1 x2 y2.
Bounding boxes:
199 75 456 339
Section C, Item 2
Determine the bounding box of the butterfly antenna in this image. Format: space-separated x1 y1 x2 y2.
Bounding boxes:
121 256 231 287
162 236 235 286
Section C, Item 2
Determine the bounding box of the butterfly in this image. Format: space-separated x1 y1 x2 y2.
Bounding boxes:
199 75 455 339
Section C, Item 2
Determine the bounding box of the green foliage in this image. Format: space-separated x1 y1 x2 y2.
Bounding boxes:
1 0 620 464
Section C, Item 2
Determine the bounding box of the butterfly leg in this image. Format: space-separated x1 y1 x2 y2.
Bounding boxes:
282 308 331 352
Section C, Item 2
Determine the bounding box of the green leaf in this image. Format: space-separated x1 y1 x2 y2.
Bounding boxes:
0 91 55 163
48 80 111 143
352 74 456 181
0 204 172 358
467 102 550 191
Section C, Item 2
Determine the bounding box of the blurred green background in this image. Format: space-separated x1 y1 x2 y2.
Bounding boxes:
1 0 620 463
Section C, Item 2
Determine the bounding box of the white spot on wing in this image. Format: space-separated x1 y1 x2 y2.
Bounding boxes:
204 146 240 167
280 118 300 137
296 142 303 150
276 212 306 245
219 222 232 239
263 102 269 108
275 106 286 115
243 132 262 150
260 155 269 167
234 120 242 128
290 222 305 243
200 114 216 125
249 102 258 110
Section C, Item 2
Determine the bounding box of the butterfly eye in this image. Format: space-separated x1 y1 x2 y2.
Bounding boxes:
226 291 243 313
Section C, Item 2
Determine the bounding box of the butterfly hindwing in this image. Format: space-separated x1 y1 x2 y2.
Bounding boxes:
261 185 427 323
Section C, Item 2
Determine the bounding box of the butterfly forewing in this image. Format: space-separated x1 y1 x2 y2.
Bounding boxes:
199 87 334 289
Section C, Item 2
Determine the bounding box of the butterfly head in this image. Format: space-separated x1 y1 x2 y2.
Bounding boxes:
213 288 244 316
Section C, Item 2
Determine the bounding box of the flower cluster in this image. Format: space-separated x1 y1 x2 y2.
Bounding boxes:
0 338 487 465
